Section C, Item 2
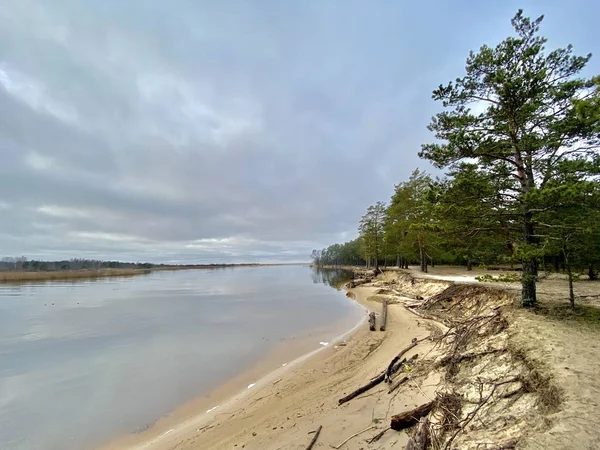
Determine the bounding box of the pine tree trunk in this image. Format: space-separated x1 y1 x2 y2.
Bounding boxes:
567 263 575 308
396 254 400 268
467 259 472 271
563 244 575 308
589 263 597 280
521 210 538 308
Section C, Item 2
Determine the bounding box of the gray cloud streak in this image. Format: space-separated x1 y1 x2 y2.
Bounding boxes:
0 0 597 262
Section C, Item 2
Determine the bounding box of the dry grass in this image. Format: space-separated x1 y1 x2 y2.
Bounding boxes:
534 303 600 328
0 268 151 282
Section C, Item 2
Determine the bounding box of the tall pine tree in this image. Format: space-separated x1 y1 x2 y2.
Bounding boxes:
420 11 600 307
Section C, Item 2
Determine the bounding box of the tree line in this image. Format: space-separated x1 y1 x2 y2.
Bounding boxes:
0 257 258 272
313 11 600 308
0 257 155 271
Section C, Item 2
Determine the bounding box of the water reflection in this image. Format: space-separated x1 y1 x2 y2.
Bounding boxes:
0 265 362 450
310 266 354 288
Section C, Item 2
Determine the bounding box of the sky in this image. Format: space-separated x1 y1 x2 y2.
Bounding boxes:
0 1 598 263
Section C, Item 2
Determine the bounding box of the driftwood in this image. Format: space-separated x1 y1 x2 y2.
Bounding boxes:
380 299 388 331
368 312 376 331
338 373 385 405
405 418 431 450
388 353 418 392
305 425 322 450
339 339 420 405
388 376 409 394
390 401 435 431
385 338 418 381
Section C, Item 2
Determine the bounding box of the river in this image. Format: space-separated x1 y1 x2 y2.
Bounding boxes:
0 265 361 450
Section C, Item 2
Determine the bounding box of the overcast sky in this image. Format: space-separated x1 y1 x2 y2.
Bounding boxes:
0 1 598 263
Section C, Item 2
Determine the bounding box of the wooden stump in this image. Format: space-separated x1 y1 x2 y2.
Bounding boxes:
380 299 388 331
390 401 435 431
406 418 430 450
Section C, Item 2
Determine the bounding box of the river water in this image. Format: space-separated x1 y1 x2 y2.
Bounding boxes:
0 265 361 450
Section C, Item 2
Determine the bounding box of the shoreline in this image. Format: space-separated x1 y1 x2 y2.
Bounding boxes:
105 284 432 450
100 288 367 450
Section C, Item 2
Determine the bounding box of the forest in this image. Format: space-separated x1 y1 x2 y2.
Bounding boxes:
0 257 257 272
312 11 600 308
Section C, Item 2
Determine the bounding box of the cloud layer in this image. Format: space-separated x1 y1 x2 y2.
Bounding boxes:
0 1 597 262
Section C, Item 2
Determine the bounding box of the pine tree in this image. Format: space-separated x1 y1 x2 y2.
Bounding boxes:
420 11 600 307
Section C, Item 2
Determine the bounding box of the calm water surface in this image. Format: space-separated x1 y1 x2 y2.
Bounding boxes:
0 265 360 450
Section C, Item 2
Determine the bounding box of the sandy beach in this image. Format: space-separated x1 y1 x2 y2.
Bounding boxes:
101 285 434 450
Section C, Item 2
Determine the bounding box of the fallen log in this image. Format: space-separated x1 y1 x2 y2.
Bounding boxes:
390 401 436 431
305 425 322 450
338 373 385 405
368 312 376 331
380 299 388 331
405 418 430 450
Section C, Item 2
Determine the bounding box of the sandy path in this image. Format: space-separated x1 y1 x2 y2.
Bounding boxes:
107 286 434 450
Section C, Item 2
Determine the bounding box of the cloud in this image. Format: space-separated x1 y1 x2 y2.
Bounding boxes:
0 0 597 262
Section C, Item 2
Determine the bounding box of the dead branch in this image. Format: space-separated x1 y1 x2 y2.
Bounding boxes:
329 425 376 449
388 376 409 394
305 425 322 450
403 306 433 320
385 338 418 381
367 427 389 444
387 352 418 392
338 373 386 405
437 349 504 367
354 388 385 401
443 378 518 449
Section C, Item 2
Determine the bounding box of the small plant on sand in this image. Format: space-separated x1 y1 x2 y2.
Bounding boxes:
476 273 522 283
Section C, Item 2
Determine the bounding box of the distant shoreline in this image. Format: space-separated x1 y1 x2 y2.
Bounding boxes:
0 263 295 283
